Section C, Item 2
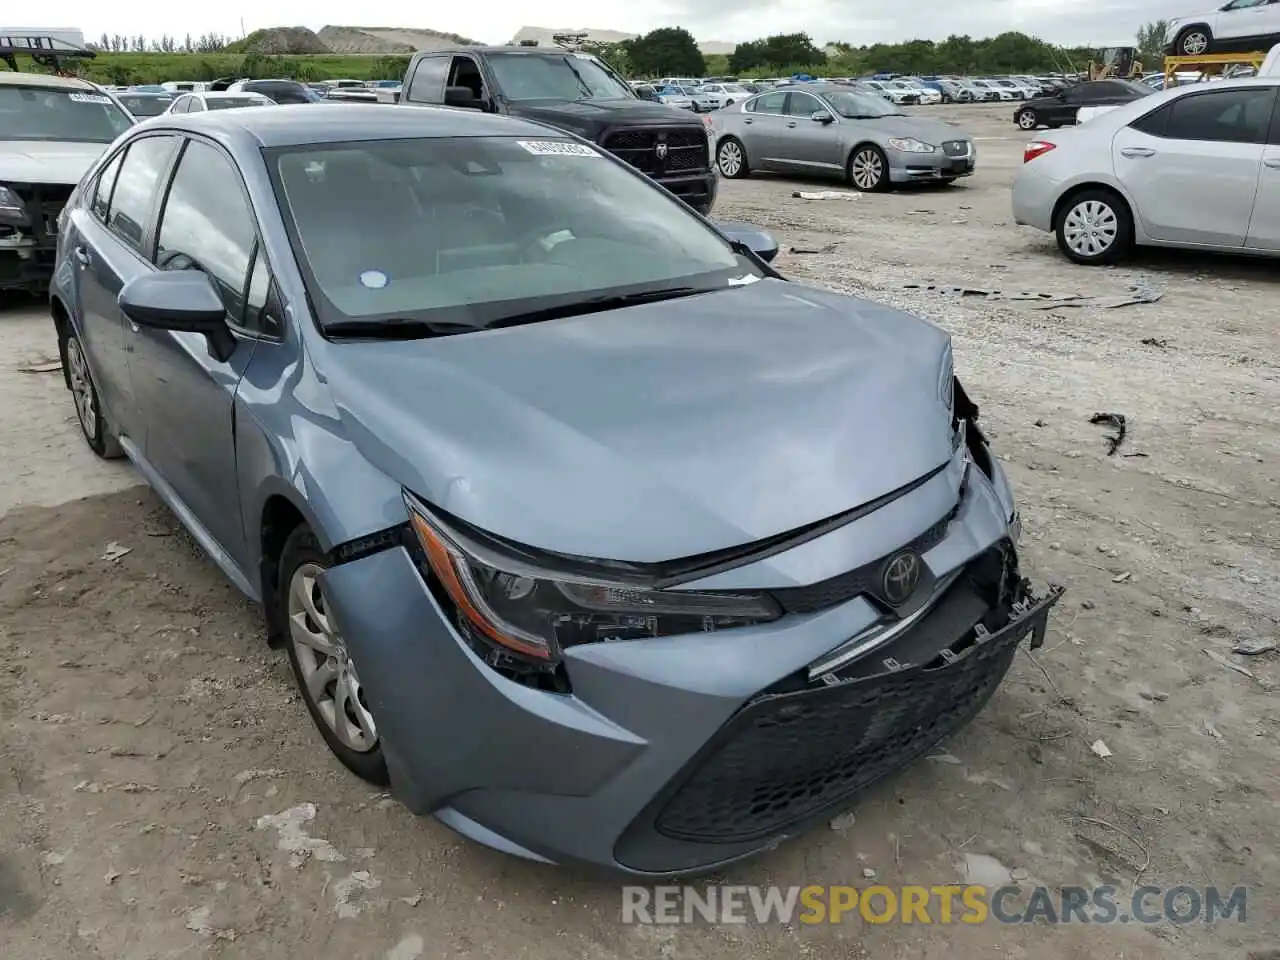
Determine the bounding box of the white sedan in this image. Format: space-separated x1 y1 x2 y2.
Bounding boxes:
1012 78 1280 264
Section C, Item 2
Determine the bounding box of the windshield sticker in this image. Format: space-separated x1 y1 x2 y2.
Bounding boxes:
727 275 761 287
358 270 389 289
515 140 600 158
69 93 113 104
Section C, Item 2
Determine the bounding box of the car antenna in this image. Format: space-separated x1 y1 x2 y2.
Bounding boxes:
0 31 96 76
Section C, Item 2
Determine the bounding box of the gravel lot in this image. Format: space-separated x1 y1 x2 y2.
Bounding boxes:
0 103 1276 960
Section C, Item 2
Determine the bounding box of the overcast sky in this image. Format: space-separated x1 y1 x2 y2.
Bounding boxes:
45 0 1168 49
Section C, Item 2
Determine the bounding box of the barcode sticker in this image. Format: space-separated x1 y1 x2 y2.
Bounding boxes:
515 140 600 158
69 93 113 104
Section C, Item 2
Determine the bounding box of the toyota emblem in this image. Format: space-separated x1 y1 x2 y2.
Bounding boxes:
655 142 669 160
881 551 922 605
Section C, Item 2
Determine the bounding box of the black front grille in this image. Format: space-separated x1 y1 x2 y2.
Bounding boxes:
653 589 1024 844
770 510 953 615
10 183 73 248
942 140 969 157
602 127 709 178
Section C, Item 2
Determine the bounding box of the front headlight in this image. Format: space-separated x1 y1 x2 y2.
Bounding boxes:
938 342 955 417
887 137 936 153
0 185 30 226
405 493 781 663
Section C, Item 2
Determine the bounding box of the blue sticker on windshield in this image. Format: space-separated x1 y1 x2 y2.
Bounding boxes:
359 270 388 289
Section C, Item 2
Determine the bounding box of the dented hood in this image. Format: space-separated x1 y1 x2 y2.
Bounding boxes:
322 278 955 563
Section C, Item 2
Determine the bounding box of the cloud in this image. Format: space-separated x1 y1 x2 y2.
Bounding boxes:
53 0 1169 50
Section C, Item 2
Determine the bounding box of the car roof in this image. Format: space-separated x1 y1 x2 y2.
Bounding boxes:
152 102 558 148
0 71 96 90
121 90 172 98
198 91 269 99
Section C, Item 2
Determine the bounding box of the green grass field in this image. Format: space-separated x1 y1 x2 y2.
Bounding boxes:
61 52 413 86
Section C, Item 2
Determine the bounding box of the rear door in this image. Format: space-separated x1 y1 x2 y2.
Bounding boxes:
1245 83 1280 249
1114 86 1275 245
70 134 181 444
127 136 264 570
738 91 790 169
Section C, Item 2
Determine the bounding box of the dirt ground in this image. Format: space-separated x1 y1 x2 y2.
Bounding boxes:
0 103 1277 960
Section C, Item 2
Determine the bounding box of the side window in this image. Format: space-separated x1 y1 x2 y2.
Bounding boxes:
91 151 124 222
188 98 206 112
108 136 178 253
170 96 187 114
785 92 822 116
749 91 787 114
408 56 448 103
1129 104 1170 138
242 245 281 337
156 140 257 322
447 56 486 98
1164 89 1276 143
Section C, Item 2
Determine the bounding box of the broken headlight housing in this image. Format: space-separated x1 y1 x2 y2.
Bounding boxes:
404 492 781 664
0 185 30 227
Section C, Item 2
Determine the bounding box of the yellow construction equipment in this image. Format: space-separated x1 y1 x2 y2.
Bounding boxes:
1162 50 1267 84
1088 46 1143 80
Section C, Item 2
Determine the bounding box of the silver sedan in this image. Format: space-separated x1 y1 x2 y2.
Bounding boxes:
1012 78 1280 264
711 83 976 191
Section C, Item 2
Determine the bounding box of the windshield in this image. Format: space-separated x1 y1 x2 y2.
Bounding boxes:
0 86 133 143
207 97 268 110
824 90 901 118
272 136 755 330
245 82 318 104
486 52 634 101
119 94 173 117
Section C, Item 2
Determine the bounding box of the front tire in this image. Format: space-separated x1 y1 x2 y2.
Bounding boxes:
280 526 390 786
63 329 122 459
1055 189 1133 266
1175 26 1212 56
716 137 749 178
1016 108 1039 130
848 144 890 192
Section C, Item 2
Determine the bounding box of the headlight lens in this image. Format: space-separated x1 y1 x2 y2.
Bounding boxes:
405 493 781 663
0 185 30 226
887 137 935 153
938 342 955 416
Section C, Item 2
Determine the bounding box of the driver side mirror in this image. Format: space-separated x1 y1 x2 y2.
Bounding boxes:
118 271 236 361
713 221 779 263
444 85 487 111
811 110 835 124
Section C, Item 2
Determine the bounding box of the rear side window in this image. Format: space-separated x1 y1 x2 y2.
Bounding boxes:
156 140 258 322
747 91 787 113
91 151 124 221
1163 88 1276 143
408 57 448 102
108 136 178 253
1129 104 1170 137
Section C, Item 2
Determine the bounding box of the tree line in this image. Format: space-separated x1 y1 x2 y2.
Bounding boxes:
91 33 232 54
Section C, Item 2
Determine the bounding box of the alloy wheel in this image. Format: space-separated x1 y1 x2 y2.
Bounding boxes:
850 148 884 190
1179 31 1209 56
66 336 97 442
1017 110 1038 130
288 562 378 753
717 140 744 177
1062 199 1118 258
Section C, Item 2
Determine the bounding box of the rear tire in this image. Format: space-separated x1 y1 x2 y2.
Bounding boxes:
1054 189 1134 266
62 329 123 459
716 137 750 178
279 525 390 786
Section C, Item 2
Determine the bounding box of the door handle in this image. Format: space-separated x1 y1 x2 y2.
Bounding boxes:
787 121 797 128
72 246 90 266
1121 147 1156 158
1264 157 1280 168
743 118 752 124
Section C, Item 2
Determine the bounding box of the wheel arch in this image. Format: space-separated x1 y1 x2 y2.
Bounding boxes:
49 294 73 390
257 488 313 648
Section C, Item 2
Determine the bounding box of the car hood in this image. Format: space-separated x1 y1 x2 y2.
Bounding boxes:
514 98 704 131
322 279 954 563
859 115 967 144
0 140 110 185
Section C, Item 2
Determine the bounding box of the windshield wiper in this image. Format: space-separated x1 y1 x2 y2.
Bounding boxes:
324 318 475 340
487 286 707 329
561 55 596 100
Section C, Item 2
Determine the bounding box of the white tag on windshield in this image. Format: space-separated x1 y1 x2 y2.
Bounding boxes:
727 275 761 287
69 93 113 104
516 140 600 158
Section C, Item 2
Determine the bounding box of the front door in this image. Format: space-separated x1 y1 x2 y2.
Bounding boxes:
71 135 181 444
1114 86 1274 245
780 90 844 173
1215 0 1279 39
1245 88 1280 249
126 136 261 569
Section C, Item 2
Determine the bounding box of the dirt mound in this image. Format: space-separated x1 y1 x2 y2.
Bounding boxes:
318 25 481 54
226 26 331 55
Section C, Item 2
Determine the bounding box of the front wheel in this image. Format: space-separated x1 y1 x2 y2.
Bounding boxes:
280 525 390 785
1055 189 1133 266
848 144 890 192
1175 26 1211 56
1016 108 1039 130
716 137 749 178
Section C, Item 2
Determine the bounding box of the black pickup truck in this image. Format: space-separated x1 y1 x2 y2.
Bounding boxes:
383 46 717 214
